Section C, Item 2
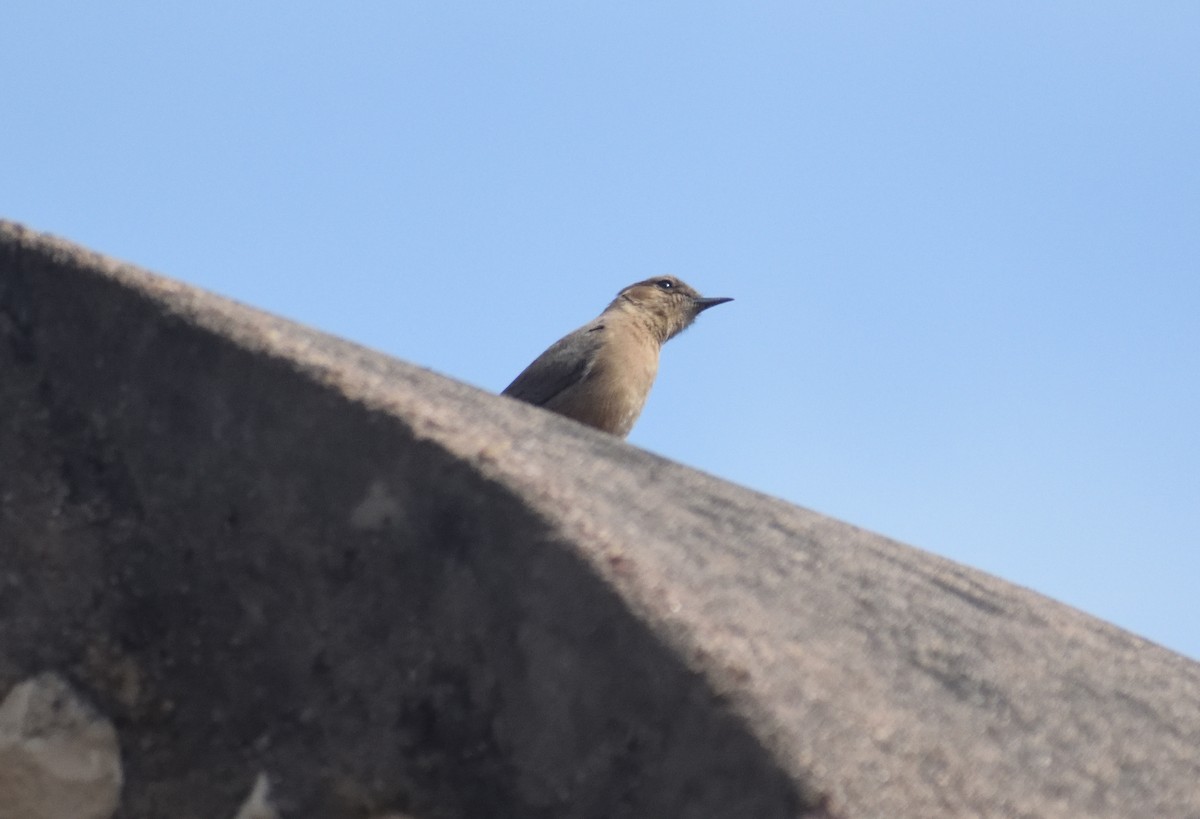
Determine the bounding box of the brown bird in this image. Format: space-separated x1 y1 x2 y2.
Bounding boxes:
503 276 732 437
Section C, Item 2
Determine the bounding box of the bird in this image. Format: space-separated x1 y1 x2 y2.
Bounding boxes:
502 275 732 437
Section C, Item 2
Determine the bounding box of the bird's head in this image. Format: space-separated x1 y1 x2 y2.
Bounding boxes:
609 276 733 343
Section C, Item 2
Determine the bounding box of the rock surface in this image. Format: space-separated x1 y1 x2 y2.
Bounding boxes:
0 673 123 819
2 219 1199 818
232 773 278 819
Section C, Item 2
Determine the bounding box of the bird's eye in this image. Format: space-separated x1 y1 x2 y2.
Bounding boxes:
655 279 674 290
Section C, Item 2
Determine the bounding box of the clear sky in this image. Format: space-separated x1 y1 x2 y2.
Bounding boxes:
5 3 1198 660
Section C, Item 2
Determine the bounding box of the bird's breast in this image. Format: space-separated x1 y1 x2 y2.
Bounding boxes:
585 334 660 437
543 330 660 438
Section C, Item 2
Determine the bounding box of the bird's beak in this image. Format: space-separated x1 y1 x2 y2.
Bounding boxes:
694 296 733 313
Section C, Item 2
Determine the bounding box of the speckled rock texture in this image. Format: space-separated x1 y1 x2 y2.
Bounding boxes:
2 220 1199 818
0 672 122 819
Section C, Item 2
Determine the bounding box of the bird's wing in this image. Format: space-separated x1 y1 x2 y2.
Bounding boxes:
502 323 605 407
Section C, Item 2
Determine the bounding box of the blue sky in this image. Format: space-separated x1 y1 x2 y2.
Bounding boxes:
5 3 1198 660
